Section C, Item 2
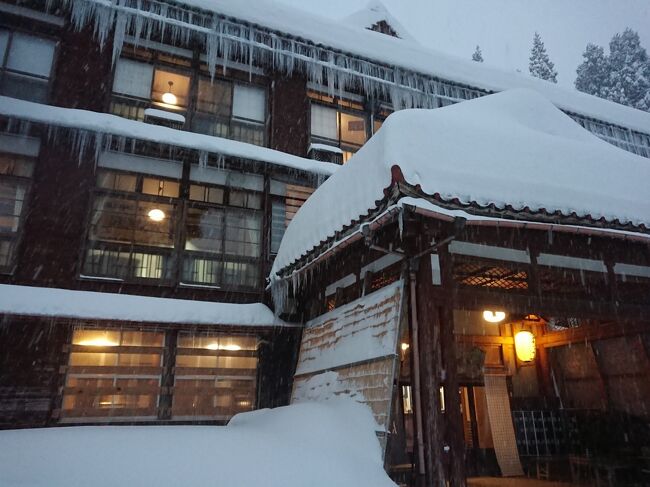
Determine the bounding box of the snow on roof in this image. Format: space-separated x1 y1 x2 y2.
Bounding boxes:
176 0 650 135
271 89 650 276
342 1 415 42
0 96 337 177
0 400 395 487
0 284 288 326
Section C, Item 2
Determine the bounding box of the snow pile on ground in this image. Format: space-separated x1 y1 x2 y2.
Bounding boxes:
0 400 396 487
271 89 650 276
0 284 287 326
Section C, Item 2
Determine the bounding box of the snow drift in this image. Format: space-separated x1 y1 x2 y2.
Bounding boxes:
0 400 396 487
271 89 650 276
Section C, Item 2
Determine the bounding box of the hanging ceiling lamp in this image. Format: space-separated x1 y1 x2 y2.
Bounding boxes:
162 81 178 105
482 310 506 323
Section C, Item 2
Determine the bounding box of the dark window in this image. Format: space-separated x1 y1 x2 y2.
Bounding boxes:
0 30 55 103
0 153 35 272
182 181 262 288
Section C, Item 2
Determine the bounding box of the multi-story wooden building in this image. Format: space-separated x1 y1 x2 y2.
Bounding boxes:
1 0 649 483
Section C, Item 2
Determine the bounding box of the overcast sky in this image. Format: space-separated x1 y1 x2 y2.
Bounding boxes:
274 0 650 89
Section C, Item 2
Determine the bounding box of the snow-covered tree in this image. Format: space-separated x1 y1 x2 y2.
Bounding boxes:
529 32 558 83
575 43 608 97
472 45 483 63
603 28 650 111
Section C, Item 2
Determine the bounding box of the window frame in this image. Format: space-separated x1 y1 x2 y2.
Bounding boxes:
0 29 57 104
82 169 182 284
182 178 263 289
308 94 386 163
0 152 36 274
110 50 269 147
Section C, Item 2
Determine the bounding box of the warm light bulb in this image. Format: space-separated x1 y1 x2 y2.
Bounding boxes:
162 91 178 105
483 310 506 323
162 80 177 105
205 343 241 351
514 331 536 362
77 338 119 347
401 342 410 351
148 208 165 222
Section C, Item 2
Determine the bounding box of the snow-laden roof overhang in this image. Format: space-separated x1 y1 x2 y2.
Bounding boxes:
271 89 650 278
59 0 650 136
0 284 291 326
0 96 338 177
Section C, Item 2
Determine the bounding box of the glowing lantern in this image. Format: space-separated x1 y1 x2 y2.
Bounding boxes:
162 81 178 105
514 331 536 362
483 310 506 323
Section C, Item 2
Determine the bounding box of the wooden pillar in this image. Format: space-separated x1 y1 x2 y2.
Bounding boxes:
414 249 466 486
438 247 467 487
535 344 555 400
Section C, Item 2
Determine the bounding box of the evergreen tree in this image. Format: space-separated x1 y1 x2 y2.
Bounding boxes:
529 32 558 83
575 43 608 97
604 28 650 110
472 45 484 63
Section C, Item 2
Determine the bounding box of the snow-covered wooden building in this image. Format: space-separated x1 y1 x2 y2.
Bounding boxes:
272 90 650 485
0 0 649 483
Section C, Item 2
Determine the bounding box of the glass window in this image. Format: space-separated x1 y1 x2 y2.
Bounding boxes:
97 170 137 192
173 332 258 420
185 207 224 254
270 181 314 254
197 78 232 116
0 31 55 103
311 104 338 141
142 177 180 198
112 58 154 99
0 31 8 60
183 175 263 288
224 209 261 258
233 85 266 122
84 170 179 281
6 33 55 77
62 329 164 421
340 112 367 146
0 154 35 271
151 68 190 108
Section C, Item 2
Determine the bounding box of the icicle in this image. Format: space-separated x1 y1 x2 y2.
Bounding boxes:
198 150 208 169
112 10 128 64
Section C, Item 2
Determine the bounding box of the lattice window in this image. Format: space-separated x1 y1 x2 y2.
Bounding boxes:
453 256 528 291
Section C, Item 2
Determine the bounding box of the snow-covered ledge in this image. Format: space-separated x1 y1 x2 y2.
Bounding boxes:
0 96 339 177
0 284 292 327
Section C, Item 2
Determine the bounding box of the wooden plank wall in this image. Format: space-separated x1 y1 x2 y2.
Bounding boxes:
291 280 404 433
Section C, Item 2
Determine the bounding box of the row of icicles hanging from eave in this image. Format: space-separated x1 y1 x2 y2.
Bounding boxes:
51 0 484 110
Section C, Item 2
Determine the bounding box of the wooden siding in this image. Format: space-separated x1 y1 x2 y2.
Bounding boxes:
292 280 404 431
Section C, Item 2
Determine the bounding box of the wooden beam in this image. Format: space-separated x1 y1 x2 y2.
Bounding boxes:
537 321 650 347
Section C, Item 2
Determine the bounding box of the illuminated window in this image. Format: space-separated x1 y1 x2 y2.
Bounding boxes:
84 170 179 281
62 329 165 421
0 153 35 272
110 58 190 121
309 102 370 163
0 30 55 103
173 333 258 420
